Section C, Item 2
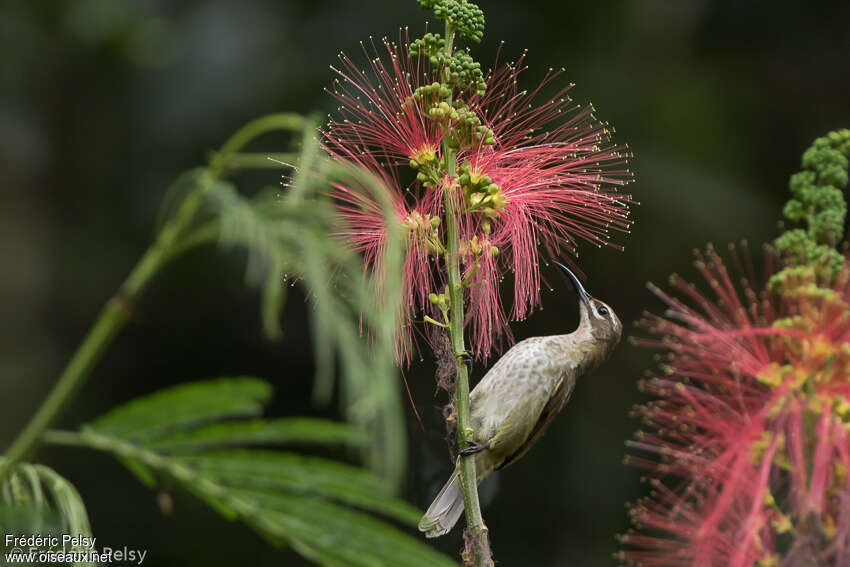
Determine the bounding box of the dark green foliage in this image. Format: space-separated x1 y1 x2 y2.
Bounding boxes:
90 377 271 442
771 129 850 290
46 378 457 567
144 418 368 452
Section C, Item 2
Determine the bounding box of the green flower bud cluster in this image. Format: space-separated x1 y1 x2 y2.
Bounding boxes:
409 33 446 64
769 272 841 304
456 235 497 291
419 0 485 43
408 147 442 189
447 50 486 95
411 81 451 107
783 176 845 244
772 129 850 291
429 286 451 310
768 232 844 293
409 35 486 95
416 0 442 9
458 161 507 220
458 236 497 289
404 210 444 254
403 210 440 232
785 132 850 245
460 235 499 260
775 229 845 272
431 101 494 150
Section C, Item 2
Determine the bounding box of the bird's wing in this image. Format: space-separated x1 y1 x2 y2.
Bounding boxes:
493 373 574 471
468 339 540 439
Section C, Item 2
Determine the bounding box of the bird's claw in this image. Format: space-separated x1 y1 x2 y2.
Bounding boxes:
457 351 473 374
459 441 489 456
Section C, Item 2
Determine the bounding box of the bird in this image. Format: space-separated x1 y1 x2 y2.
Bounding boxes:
418 262 622 538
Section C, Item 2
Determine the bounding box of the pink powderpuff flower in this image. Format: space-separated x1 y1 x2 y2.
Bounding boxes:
421 56 633 358
324 31 444 175
621 246 850 567
468 54 633 320
462 139 632 320
329 152 443 364
324 37 634 362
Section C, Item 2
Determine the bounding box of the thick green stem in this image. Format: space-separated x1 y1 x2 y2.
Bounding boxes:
441 23 493 567
0 186 211 479
0 234 170 477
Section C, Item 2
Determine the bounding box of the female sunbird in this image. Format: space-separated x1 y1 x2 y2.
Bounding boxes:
419 263 622 537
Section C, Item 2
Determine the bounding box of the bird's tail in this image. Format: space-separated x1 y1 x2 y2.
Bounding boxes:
418 469 464 538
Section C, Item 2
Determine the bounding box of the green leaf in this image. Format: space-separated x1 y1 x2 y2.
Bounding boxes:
0 462 94 566
175 450 420 524
45 376 456 567
89 377 270 442
261 258 286 340
145 418 368 452
36 114 423 565
228 489 456 567
33 465 93 547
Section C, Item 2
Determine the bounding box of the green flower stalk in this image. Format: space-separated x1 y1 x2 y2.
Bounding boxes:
325 1 633 565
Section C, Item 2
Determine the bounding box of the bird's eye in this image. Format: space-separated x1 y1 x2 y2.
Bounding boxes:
597 305 609 316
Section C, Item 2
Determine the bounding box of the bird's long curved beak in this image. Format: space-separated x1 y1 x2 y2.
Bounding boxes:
553 261 592 308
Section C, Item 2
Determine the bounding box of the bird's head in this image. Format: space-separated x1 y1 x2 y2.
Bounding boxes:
553 261 622 350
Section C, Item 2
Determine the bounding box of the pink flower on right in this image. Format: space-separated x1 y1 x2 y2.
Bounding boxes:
621 246 850 567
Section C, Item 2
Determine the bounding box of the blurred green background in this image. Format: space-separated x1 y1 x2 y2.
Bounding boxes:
2 0 849 565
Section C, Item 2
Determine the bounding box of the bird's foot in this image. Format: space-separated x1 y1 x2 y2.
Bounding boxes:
459 441 490 456
456 351 473 374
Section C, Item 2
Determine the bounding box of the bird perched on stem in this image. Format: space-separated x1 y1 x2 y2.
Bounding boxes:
419 262 622 537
